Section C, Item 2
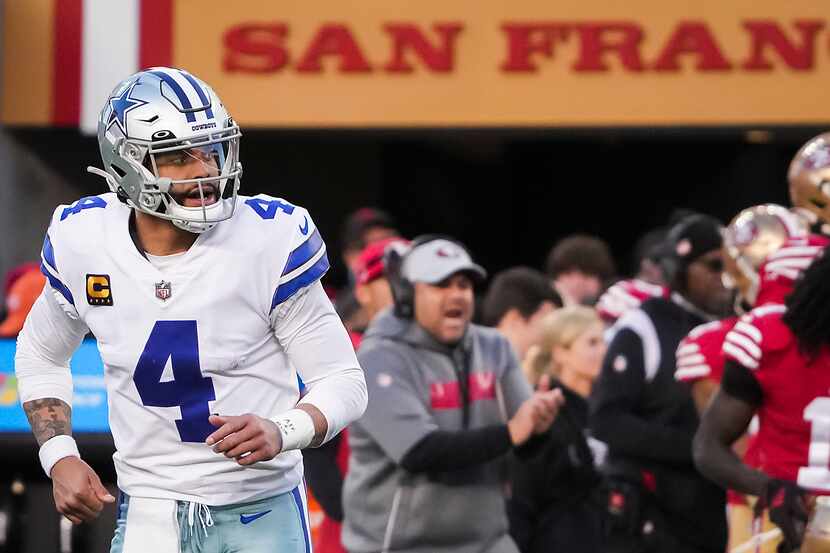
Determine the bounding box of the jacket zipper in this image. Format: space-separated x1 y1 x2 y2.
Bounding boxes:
381 485 404 553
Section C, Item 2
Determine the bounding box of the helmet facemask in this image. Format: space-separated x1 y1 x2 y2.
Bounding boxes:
95 125 242 233
721 245 759 315
722 204 807 313
90 68 244 234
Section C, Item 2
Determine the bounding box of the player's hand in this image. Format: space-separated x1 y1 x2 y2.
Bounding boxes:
508 377 565 446
756 478 809 552
50 456 115 525
206 414 283 466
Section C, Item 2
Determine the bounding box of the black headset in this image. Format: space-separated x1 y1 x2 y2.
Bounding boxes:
385 234 476 319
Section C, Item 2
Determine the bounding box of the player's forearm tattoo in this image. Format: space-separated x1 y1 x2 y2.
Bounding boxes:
23 398 72 446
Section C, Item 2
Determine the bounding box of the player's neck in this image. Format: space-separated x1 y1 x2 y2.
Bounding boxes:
133 211 198 256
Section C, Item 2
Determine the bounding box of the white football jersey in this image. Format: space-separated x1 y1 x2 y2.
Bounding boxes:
37 192 348 505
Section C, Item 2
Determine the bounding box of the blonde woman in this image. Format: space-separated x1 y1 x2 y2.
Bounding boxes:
509 306 607 553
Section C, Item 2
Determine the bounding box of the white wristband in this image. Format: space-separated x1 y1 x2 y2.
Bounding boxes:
39 435 80 477
271 409 315 452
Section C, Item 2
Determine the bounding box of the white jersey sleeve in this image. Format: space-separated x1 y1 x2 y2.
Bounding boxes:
16 204 93 406
268 204 331 316
265 205 367 443
15 285 89 406
272 282 367 443
39 213 83 320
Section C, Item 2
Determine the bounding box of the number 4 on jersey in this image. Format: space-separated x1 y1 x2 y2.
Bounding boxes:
133 321 216 443
245 197 295 220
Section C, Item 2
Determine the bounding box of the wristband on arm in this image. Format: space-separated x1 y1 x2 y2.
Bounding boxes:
39 435 80 477
271 409 316 452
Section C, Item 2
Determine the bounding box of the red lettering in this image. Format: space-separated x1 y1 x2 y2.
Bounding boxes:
383 23 463 72
295 24 372 73
223 24 289 73
500 23 571 72
572 22 645 72
652 21 732 71
742 20 824 71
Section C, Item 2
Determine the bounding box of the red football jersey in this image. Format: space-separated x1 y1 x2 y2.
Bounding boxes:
723 304 830 492
757 233 829 305
675 317 739 384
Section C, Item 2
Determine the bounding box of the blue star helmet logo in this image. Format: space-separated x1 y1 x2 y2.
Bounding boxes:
107 79 148 136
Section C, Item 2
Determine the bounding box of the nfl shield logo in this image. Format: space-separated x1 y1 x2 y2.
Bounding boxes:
155 280 172 301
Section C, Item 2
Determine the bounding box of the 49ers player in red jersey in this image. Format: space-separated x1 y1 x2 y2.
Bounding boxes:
676 204 807 410
678 205 807 552
694 244 830 553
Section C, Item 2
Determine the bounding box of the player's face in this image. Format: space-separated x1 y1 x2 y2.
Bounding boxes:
686 249 731 316
155 147 221 208
414 273 474 344
555 321 606 383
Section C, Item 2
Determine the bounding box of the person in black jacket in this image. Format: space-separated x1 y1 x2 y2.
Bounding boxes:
589 213 731 553
509 305 607 553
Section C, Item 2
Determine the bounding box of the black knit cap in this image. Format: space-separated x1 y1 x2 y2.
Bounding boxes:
662 213 724 288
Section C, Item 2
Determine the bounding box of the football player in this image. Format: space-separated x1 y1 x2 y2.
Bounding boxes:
677 205 808 411
789 132 830 237
676 205 807 553
694 242 830 553
14 67 367 553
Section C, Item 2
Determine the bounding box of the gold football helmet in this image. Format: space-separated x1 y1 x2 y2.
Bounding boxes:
789 132 830 235
722 204 808 312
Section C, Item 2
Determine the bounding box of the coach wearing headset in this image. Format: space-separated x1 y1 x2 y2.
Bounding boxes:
589 213 730 553
342 236 564 553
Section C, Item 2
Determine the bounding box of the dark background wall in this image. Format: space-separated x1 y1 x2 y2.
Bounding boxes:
6 127 816 286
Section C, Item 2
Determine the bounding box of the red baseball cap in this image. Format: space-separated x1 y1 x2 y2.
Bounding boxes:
356 237 409 285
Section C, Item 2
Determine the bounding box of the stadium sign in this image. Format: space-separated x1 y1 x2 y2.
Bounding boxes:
222 21 821 75
3 0 830 129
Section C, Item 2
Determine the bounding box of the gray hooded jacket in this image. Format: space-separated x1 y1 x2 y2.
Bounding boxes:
342 309 532 553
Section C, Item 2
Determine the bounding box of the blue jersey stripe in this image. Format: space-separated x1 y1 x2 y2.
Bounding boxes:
149 70 196 123
282 229 324 277
179 70 214 120
42 233 58 273
290 487 311 553
271 254 330 311
40 263 74 306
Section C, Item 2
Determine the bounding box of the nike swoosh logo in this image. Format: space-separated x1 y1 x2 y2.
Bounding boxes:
299 216 309 235
240 510 272 525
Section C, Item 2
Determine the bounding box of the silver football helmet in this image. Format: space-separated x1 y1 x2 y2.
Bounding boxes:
88 67 242 233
